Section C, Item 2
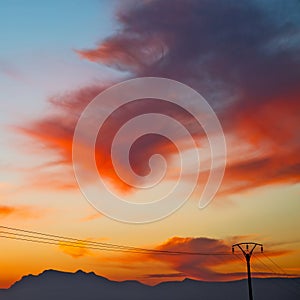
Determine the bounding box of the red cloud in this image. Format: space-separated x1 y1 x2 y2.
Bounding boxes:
76 34 166 73
220 96 300 195
18 0 300 196
144 237 292 282
80 236 293 283
18 87 201 192
151 237 237 281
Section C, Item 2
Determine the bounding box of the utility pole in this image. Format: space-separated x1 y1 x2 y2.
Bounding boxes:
232 242 263 300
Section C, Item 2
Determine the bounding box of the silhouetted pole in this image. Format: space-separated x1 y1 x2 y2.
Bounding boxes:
246 253 253 300
232 242 263 300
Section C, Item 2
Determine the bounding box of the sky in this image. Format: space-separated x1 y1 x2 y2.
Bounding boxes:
0 0 300 289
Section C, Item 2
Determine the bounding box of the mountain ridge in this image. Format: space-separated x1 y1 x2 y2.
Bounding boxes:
1 269 299 300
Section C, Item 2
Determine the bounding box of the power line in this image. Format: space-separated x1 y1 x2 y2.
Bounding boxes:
252 254 300 297
253 255 288 277
261 253 300 290
0 225 231 256
0 225 153 253
262 254 299 279
232 242 300 300
0 232 152 254
0 230 163 254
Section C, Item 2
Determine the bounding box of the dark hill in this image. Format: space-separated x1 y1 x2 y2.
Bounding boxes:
0 269 299 300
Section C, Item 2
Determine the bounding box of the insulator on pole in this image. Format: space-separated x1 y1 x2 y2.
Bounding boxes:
261 246 263 253
232 247 234 254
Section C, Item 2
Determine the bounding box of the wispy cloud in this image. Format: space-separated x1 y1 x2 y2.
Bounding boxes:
0 60 23 81
79 212 102 222
0 205 45 219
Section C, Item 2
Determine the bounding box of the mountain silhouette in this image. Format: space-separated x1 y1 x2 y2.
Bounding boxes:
0 269 299 300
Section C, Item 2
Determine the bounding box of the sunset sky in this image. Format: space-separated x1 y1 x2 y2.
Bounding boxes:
0 0 300 289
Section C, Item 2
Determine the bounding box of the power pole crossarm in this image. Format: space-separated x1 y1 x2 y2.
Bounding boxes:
232 242 263 300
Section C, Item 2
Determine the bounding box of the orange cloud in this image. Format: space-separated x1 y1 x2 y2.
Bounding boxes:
18 91 198 193
58 237 109 258
0 205 44 219
19 84 300 198
79 212 102 222
58 241 90 258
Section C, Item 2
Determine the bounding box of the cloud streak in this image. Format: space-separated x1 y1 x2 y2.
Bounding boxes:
0 205 44 219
